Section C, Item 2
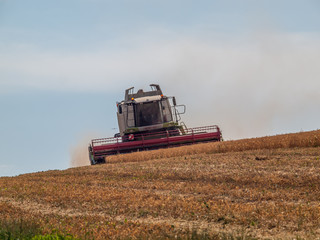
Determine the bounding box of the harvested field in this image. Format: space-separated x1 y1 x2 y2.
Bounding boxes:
1 130 320 239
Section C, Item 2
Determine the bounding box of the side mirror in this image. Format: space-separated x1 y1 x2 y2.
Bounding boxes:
172 97 177 106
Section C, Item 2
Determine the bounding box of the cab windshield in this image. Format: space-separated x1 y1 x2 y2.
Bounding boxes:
135 101 162 127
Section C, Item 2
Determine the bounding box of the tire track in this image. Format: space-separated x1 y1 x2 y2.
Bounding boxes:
0 196 310 239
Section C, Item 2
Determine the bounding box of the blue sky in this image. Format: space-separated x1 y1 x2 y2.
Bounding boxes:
1 0 320 176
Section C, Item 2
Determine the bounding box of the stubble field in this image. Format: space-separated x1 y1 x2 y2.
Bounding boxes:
1 130 320 239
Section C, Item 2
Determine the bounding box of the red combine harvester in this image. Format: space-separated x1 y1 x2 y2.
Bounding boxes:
88 84 222 165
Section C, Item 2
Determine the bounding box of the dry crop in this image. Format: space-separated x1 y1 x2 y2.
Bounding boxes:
0 130 320 239
106 129 320 163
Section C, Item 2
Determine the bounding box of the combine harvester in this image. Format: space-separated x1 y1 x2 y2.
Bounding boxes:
89 84 222 165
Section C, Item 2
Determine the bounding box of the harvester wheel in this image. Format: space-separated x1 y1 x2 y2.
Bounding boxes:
96 157 106 164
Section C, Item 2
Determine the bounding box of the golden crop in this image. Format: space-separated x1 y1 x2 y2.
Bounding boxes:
0 130 320 239
106 129 320 163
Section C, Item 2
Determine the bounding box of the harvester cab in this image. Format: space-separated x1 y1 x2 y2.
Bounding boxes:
115 84 186 141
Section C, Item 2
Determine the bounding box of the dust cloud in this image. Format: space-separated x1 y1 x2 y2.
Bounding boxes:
70 136 92 167
154 33 320 139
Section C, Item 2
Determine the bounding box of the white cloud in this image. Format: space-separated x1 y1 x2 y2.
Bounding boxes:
1 31 320 138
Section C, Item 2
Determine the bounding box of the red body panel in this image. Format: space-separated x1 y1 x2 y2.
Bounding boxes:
91 125 221 160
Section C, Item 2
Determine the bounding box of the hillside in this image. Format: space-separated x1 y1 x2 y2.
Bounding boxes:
1 130 320 239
